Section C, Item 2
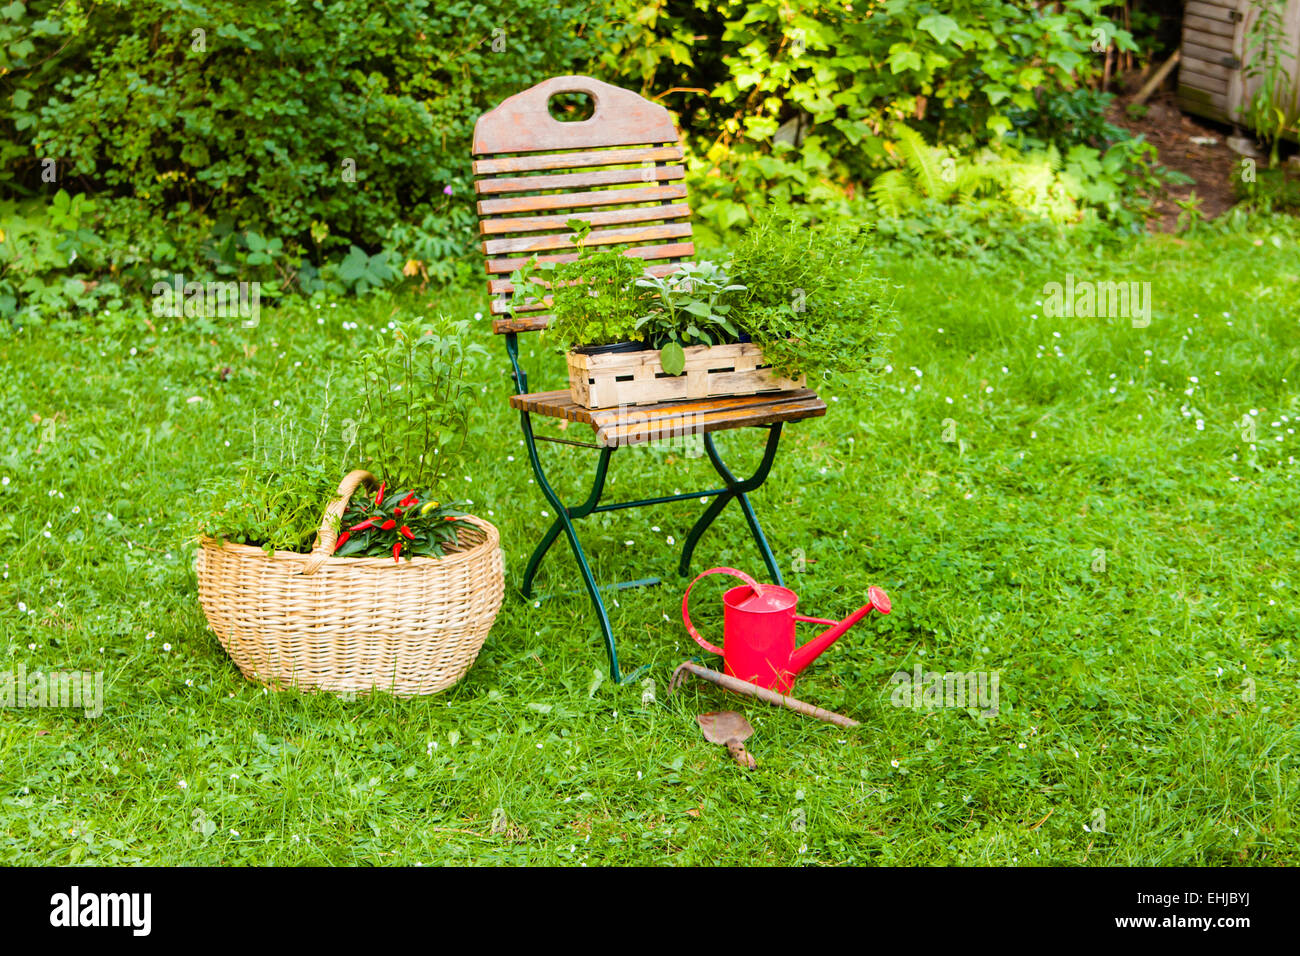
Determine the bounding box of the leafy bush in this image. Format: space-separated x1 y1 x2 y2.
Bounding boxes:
599 0 1136 239
0 0 618 295
0 191 124 320
866 124 1187 232
1234 167 1300 215
0 0 1188 309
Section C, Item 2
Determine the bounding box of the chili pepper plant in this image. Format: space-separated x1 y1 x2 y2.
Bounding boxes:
333 481 469 562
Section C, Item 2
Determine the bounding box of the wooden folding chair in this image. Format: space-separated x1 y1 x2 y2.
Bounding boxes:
471 75 827 682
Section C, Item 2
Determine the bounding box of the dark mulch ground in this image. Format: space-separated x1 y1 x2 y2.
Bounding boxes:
1107 88 1244 232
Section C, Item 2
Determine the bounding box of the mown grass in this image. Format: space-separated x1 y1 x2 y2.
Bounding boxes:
0 221 1297 865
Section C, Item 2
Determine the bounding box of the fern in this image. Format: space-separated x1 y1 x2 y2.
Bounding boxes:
868 128 1083 224
892 124 950 201
869 169 918 216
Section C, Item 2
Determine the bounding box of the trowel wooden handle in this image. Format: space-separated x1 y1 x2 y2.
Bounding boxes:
726 738 757 769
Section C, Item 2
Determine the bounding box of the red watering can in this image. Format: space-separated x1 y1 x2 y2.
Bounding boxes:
682 567 891 694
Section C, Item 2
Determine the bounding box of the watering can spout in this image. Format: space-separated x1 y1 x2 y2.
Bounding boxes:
789 586 891 675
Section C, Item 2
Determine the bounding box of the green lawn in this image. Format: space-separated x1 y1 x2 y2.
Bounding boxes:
1 222 1297 865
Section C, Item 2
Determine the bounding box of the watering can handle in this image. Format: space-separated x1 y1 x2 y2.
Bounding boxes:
682 567 763 657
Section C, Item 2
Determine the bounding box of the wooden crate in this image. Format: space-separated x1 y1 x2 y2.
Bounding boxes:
566 342 805 409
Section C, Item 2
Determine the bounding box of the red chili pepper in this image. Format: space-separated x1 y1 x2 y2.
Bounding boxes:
392 541 402 563
399 524 414 540
393 507 403 517
399 491 418 507
381 518 397 531
443 516 460 521
350 518 376 532
374 481 386 508
334 531 350 552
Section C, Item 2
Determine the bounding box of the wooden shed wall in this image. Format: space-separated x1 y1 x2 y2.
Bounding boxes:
1179 0 1300 139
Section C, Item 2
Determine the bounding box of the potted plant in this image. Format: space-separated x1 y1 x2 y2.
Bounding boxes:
722 207 896 384
194 315 504 698
509 209 893 409
510 220 649 358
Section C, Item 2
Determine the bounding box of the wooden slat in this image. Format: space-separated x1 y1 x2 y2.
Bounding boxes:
487 262 681 299
480 203 692 236
475 165 684 196
1179 67 1229 93
1183 40 1239 67
473 146 682 176
1181 55 1233 81
1184 13 1237 38
1181 27 1235 53
493 314 558 334
1177 85 1231 115
599 396 826 447
1186 1 1237 21
507 389 827 447
485 242 694 275
483 222 692 256
478 183 688 216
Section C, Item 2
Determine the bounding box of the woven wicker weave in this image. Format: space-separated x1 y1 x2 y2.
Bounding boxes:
196 469 504 697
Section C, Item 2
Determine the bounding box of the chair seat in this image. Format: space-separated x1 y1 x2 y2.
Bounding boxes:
510 388 827 448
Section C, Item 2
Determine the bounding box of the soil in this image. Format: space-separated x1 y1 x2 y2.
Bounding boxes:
1106 86 1246 232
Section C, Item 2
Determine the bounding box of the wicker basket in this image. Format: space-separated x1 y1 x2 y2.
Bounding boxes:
195 469 504 697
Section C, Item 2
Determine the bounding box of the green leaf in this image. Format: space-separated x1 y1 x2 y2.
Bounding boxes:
917 14 960 45
887 46 922 74
660 341 686 376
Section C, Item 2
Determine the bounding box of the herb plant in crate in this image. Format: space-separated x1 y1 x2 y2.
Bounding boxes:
724 207 896 384
509 210 893 409
194 315 504 698
510 221 802 408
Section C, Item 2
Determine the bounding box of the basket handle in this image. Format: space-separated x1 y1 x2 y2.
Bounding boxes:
300 469 378 576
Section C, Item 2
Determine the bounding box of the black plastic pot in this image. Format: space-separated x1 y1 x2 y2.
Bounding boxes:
573 340 650 356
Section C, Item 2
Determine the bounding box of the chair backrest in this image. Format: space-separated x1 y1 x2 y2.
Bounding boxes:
472 76 694 334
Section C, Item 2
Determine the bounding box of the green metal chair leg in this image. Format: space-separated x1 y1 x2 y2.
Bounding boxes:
521 444 612 598
518 412 624 681
678 424 785 586
521 518 564 600
733 485 783 587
